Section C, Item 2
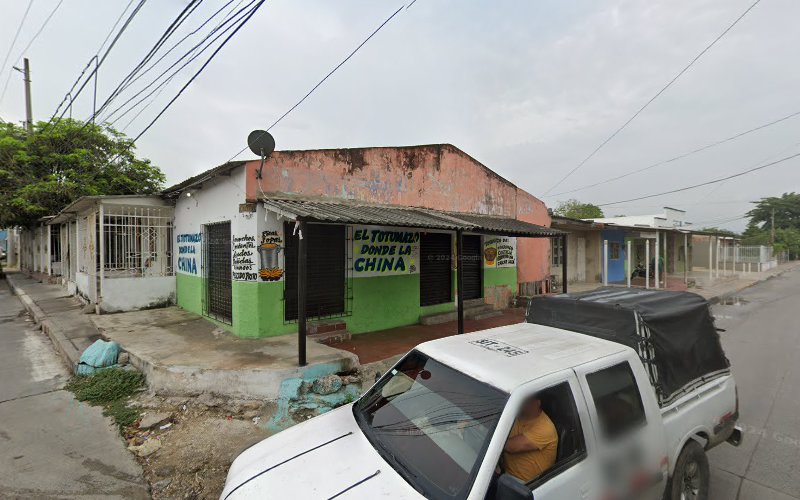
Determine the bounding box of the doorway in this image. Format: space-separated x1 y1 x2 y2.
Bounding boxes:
204 221 232 324
420 232 452 306
461 235 483 300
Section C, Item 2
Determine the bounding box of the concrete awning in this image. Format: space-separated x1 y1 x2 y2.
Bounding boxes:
261 196 563 238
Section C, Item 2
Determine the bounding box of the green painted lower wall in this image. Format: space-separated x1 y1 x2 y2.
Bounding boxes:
176 265 519 338
176 273 203 315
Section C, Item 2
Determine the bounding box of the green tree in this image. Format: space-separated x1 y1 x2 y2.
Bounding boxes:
742 193 800 259
553 199 604 219
0 119 164 227
699 227 738 237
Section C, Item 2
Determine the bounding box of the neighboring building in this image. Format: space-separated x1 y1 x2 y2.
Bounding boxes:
590 207 692 229
164 144 557 338
46 195 175 312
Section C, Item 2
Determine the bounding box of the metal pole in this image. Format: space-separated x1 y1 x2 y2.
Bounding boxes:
22 58 33 134
655 232 660 289
645 239 650 289
684 233 689 284
626 240 632 288
561 234 568 293
715 237 720 279
297 220 308 366
99 204 104 307
663 232 668 288
456 230 464 335
603 239 609 286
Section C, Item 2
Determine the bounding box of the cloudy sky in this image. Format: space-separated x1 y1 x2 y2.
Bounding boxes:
2 0 799 231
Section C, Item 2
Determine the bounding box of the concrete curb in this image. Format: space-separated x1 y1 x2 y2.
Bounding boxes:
706 263 800 305
5 274 81 372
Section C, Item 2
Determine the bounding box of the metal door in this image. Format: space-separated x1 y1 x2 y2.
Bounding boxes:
420 232 452 306
284 223 345 321
461 235 483 300
204 221 232 324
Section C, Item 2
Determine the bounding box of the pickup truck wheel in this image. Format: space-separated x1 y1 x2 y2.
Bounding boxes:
666 441 709 500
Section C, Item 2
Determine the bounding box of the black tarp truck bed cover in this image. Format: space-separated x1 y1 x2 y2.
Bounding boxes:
526 287 730 406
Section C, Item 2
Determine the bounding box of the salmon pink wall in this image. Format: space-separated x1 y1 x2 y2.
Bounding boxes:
244 144 552 283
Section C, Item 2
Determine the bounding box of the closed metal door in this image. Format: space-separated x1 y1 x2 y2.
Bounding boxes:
461 235 483 300
204 222 232 324
420 232 452 306
284 223 345 321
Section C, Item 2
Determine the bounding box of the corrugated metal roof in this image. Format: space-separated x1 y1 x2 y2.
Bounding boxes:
261 196 562 237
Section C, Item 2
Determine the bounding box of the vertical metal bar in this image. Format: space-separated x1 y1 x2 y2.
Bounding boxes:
603 239 608 286
561 234 568 293
297 219 308 366
99 204 105 305
645 239 650 289
684 233 689 284
456 230 464 335
655 232 660 289
627 239 632 288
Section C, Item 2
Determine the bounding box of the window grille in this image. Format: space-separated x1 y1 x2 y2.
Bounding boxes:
102 205 174 278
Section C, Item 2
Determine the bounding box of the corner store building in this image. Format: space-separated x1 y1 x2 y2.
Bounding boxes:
165 144 561 341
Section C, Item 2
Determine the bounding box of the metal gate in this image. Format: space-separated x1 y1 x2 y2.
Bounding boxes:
284 223 346 321
461 235 483 300
204 221 232 324
420 232 452 306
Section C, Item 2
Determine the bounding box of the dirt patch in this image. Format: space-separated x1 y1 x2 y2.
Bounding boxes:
127 394 274 499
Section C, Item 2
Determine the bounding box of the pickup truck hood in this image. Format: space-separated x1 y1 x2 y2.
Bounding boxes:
220 405 423 500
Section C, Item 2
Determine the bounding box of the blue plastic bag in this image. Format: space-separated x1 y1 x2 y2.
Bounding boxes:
76 339 121 375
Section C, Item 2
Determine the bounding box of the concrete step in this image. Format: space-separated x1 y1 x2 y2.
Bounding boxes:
307 320 347 336
419 303 496 325
309 329 352 345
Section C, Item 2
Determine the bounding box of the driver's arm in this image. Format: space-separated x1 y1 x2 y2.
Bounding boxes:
504 434 540 453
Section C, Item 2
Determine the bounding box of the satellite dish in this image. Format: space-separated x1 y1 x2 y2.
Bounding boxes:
247 130 275 158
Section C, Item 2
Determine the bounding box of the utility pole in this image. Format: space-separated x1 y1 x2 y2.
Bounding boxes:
13 58 33 134
770 208 775 247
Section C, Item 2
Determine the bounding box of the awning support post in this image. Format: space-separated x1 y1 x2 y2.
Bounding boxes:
626 239 632 288
645 239 650 289
603 239 609 286
655 232 660 289
297 219 308 366
561 234 568 293
456 229 465 335
684 233 689 284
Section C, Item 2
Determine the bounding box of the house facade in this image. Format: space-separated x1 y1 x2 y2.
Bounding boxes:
166 144 555 338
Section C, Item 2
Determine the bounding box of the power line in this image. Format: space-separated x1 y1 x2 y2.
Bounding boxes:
131 0 265 143
551 108 800 197
543 0 763 196
0 0 64 104
226 3 406 162
46 0 147 129
102 0 251 126
0 0 35 92
597 149 800 207
87 0 206 123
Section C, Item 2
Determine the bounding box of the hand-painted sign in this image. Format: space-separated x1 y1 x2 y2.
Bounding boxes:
232 234 258 281
177 233 201 275
353 226 420 277
484 236 516 268
258 230 283 281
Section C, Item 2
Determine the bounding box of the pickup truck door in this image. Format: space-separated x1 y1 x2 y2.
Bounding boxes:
574 354 669 500
476 369 601 500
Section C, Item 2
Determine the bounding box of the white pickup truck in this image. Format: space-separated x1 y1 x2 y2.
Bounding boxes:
221 289 741 500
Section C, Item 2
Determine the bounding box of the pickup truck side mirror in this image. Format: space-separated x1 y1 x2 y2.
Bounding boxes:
495 474 532 500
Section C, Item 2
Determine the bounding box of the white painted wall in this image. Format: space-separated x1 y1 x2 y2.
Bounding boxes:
174 165 257 282
75 271 90 299
100 276 176 313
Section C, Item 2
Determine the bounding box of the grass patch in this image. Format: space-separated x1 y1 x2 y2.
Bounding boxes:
66 368 144 429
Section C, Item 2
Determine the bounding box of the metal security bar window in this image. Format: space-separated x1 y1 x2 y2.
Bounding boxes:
102 205 174 278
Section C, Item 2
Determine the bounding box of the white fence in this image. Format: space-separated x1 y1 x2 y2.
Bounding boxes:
717 245 777 274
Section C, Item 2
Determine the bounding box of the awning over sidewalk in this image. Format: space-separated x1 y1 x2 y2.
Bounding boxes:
261 196 563 238
261 195 568 366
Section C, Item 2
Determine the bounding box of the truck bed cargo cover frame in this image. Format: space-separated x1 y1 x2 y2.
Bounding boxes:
526 287 730 406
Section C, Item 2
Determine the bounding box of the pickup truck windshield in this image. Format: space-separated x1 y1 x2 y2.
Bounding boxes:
354 350 508 499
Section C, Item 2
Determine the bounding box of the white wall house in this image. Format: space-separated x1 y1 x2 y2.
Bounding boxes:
47 195 176 313
588 207 692 229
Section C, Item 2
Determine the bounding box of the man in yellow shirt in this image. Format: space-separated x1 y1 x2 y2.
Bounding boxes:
502 395 559 482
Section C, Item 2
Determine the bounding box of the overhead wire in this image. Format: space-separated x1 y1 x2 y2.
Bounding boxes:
226 3 407 163
550 108 800 197
0 0 65 104
542 0 764 196
597 149 800 207
0 0 35 92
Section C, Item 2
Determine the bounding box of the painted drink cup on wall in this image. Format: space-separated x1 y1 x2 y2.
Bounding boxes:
258 243 283 281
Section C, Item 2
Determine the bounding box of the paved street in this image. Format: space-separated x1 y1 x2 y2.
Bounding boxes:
709 267 800 500
0 283 148 499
